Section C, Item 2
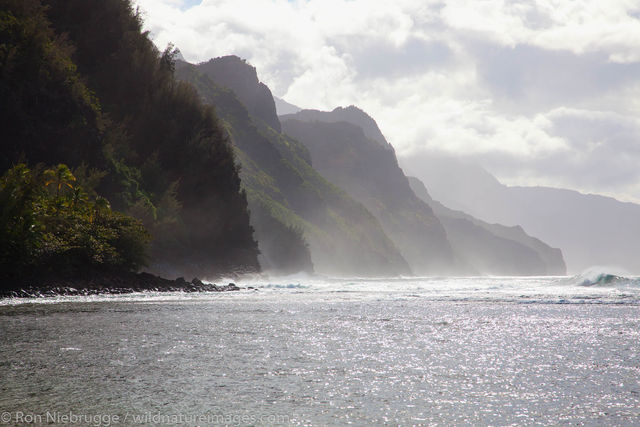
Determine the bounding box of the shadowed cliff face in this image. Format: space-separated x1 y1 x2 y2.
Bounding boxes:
281 116 459 275
1 0 260 280
196 55 281 133
408 177 566 276
176 60 411 277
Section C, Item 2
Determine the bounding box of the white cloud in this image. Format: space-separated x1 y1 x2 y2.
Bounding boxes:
436 107 640 203
134 0 640 202
441 0 640 60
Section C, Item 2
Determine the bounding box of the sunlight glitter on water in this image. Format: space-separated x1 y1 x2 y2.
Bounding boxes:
1 275 639 424
1 295 639 425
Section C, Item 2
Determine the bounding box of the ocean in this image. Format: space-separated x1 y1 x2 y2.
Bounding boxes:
1 274 639 425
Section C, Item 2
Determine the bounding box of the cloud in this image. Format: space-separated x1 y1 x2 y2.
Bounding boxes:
335 37 452 79
473 43 640 114
133 0 640 202
405 107 640 203
441 0 640 61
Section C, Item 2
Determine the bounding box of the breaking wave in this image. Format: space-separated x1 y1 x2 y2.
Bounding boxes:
566 268 640 288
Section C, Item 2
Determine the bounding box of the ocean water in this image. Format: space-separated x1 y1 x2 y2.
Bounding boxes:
1 274 639 425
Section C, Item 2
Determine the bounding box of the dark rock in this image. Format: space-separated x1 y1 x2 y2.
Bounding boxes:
225 283 240 291
0 271 247 298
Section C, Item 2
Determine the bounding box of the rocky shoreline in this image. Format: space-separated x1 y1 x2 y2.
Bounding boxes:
0 272 248 299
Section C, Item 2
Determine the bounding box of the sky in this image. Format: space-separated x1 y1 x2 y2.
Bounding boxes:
134 0 640 203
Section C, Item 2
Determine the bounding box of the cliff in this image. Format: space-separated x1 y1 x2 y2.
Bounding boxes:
197 56 282 132
281 114 459 275
177 59 410 276
408 177 566 275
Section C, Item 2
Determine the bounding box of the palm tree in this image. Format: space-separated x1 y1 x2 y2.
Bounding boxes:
44 164 76 200
91 196 111 223
70 186 88 209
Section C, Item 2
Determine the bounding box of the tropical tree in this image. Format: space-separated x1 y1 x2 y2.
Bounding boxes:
0 164 151 285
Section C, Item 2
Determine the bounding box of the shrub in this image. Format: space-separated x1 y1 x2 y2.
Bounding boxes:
0 163 150 282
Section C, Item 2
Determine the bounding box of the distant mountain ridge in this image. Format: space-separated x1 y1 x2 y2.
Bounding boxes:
281 106 393 149
401 155 640 274
408 177 566 275
283 108 566 275
281 114 459 274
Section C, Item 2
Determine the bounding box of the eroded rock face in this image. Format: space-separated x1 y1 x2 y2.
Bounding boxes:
196 56 281 133
281 116 458 275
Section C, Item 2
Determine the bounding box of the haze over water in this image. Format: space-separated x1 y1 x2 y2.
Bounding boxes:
2 275 639 425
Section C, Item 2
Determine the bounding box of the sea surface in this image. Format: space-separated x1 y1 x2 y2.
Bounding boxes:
1 273 640 425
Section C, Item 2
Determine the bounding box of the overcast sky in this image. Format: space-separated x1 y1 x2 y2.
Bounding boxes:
134 0 640 203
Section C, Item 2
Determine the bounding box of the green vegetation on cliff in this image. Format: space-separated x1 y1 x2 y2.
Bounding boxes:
0 0 259 280
176 58 410 276
0 164 149 283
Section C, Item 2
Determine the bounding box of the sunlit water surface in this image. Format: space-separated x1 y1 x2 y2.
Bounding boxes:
1 275 639 425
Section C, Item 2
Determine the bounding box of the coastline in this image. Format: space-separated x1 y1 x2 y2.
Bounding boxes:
0 272 242 299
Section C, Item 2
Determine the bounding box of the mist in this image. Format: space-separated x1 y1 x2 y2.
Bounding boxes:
401 153 640 275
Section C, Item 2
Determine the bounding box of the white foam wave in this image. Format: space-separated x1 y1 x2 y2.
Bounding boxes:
564 267 640 288
2 272 640 306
